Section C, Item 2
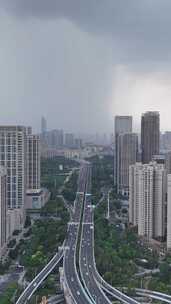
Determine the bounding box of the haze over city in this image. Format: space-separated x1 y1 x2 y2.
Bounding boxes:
2 2 171 304
1 1 171 132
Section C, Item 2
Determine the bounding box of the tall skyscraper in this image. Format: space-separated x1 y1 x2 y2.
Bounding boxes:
27 134 41 190
56 129 64 148
41 116 47 135
0 167 7 257
47 129 64 149
129 162 166 240
65 133 75 148
118 133 138 195
0 126 27 209
141 111 160 164
114 116 132 189
75 138 83 149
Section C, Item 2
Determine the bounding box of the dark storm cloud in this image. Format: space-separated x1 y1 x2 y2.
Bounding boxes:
2 0 171 61
1 1 171 133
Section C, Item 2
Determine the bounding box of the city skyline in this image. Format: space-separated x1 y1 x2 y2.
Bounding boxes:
2 2 171 302
39 114 171 135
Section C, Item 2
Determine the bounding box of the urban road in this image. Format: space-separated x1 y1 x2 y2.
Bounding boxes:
79 164 111 304
16 161 171 304
63 163 93 304
16 164 91 304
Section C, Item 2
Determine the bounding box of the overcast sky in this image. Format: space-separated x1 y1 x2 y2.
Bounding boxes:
1 0 171 133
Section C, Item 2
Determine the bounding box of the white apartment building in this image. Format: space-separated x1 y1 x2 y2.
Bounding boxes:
167 174 171 250
0 126 42 245
153 167 167 238
129 163 142 226
0 167 7 258
129 162 166 240
0 126 27 209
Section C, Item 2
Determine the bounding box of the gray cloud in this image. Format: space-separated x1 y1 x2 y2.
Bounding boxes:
2 0 171 62
0 1 171 134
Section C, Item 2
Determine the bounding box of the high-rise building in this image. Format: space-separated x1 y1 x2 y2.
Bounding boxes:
129 162 166 240
27 135 41 190
56 130 64 148
75 138 83 149
0 126 27 209
129 163 142 226
47 129 64 149
115 116 133 138
114 116 132 189
141 111 160 164
0 167 7 257
65 133 75 148
41 117 47 135
161 132 171 152
165 151 171 175
117 133 138 195
167 174 171 250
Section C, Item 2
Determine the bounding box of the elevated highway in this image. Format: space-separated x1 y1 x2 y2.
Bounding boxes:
16 161 171 304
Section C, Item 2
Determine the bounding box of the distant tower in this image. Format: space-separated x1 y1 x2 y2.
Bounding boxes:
41 116 47 135
65 133 74 148
118 133 138 196
141 111 160 164
114 116 132 190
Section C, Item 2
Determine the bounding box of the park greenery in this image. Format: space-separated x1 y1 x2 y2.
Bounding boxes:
0 156 78 302
62 170 78 203
41 156 78 177
18 198 69 281
0 282 18 304
17 156 73 281
41 156 78 198
89 155 113 204
91 155 171 294
94 200 159 288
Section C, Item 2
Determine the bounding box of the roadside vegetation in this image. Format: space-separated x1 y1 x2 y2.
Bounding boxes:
94 200 158 289
1 156 78 303
19 157 75 281
91 155 171 294
41 156 78 198
88 155 113 204
19 198 69 281
0 282 18 304
62 170 78 203
24 157 78 301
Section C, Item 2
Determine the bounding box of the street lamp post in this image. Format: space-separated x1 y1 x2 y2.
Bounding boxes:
107 189 111 220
